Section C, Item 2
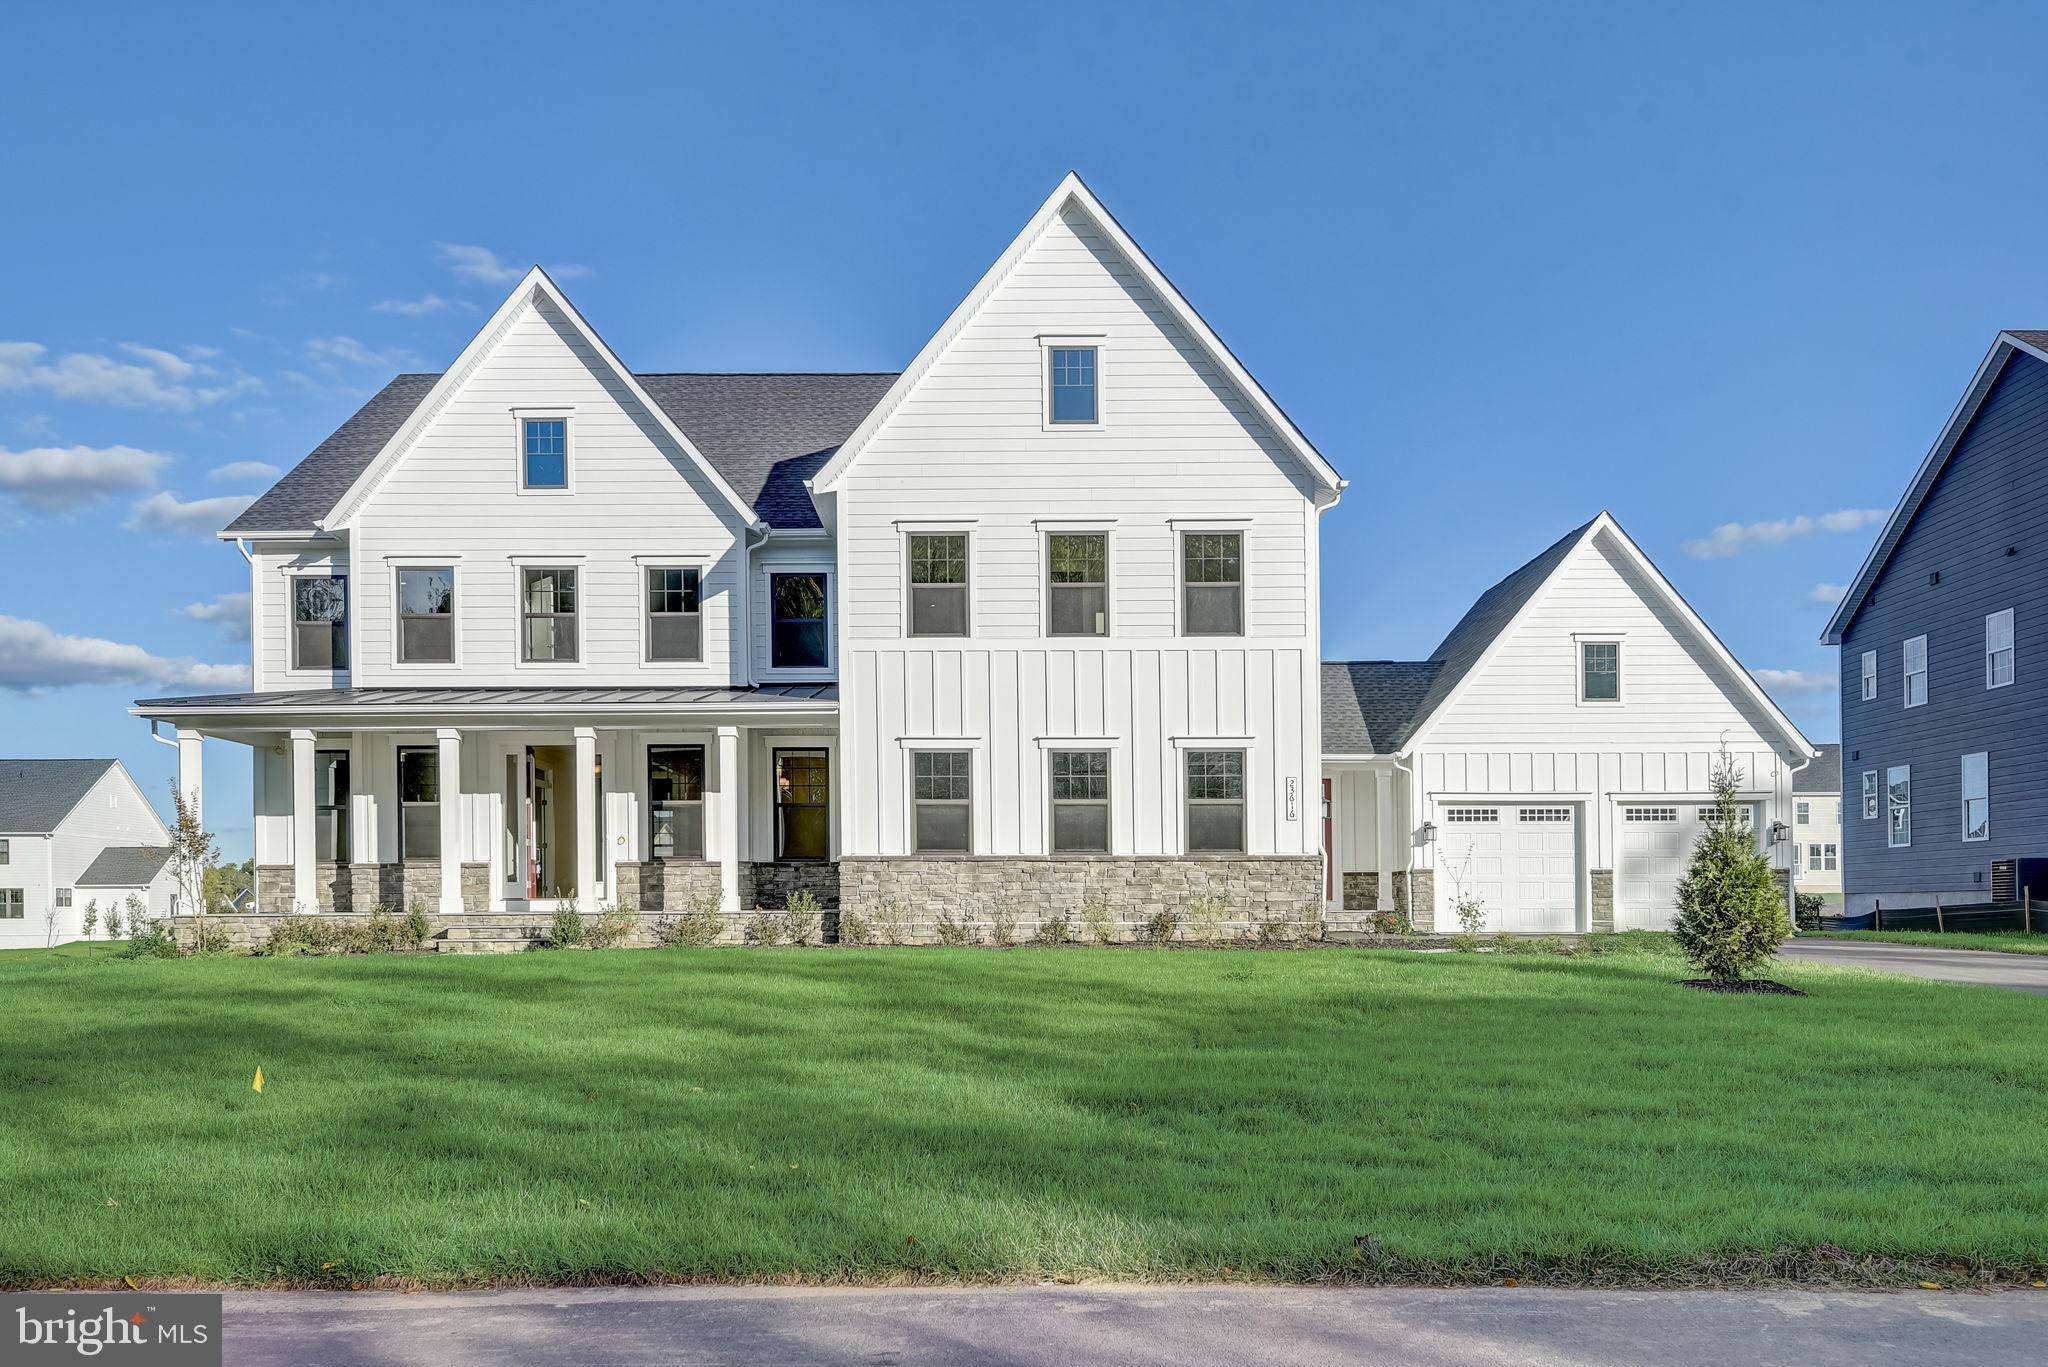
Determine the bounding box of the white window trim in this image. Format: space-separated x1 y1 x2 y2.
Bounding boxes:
900 527 974 642
1174 737 1258 857
760 562 835 680
387 560 461 670
1038 333 1107 432
1961 751 1989 844
1795 800 1810 825
284 567 350 677
512 407 575 496
1985 608 2015 690
1887 764 1911 849
1903 635 1927 708
1860 649 1878 701
510 558 587 671
1173 521 1251 639
637 560 710 670
1572 632 1625 706
1861 770 1878 821
1035 736 1124 856
900 738 985 857
1038 521 1117 641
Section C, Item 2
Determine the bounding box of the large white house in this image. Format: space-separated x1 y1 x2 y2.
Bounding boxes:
133 175 1810 936
0 759 175 948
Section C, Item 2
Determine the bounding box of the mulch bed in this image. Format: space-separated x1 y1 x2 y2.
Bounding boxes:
1679 978 1807 995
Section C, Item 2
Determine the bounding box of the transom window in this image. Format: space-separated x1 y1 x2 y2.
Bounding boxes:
1961 751 1989 843
908 534 969 637
1903 635 1927 708
291 576 348 671
1185 749 1246 853
646 567 703 663
520 567 579 663
1049 750 1110 853
522 418 567 489
1887 765 1911 848
1047 346 1098 424
1580 641 1620 701
1182 532 1244 636
1986 609 2014 689
398 746 439 861
0 890 21 919
1860 650 1877 701
315 750 350 862
397 567 454 663
1047 533 1108 637
775 750 830 861
912 750 973 854
770 573 829 669
1862 770 1878 820
649 745 706 860
1444 808 1499 823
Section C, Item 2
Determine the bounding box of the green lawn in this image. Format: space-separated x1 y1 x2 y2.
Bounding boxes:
1806 930 2048 956
1 942 2044 1289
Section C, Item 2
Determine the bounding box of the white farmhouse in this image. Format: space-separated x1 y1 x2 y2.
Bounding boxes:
0 759 175 947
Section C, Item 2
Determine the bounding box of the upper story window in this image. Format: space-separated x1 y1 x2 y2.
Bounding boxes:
1181 532 1243 636
1860 649 1877 701
1047 346 1099 424
1795 800 1810 826
1886 764 1911 848
770 572 828 669
648 745 706 859
1047 532 1108 637
646 567 702 663
1986 609 2014 689
522 418 568 489
1049 749 1110 853
397 567 455 664
1961 751 1989 843
1903 635 1927 708
291 576 348 671
0 838 9 864
908 534 969 637
912 750 972 854
1861 770 1878 820
1185 749 1247 853
520 567 579 663
1580 640 1621 702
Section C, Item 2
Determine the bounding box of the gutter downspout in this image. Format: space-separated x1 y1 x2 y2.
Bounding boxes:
1392 748 1421 924
1783 747 1815 930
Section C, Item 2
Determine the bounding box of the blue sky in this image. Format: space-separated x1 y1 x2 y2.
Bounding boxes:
3 2 2045 859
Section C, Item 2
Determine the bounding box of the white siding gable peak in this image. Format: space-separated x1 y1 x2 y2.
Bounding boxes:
322 267 762 533
807 171 1346 502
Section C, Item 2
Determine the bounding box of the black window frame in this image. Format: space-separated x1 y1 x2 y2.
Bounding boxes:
520 565 580 664
645 566 703 664
648 744 707 860
1180 531 1243 637
774 748 831 862
397 745 439 862
315 749 350 863
1049 749 1111 854
1185 748 1247 854
1046 531 1109 637
907 533 970 638
770 571 830 670
911 749 973 854
396 566 455 664
291 574 349 671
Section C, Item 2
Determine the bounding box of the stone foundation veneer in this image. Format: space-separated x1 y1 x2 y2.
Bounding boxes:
741 861 840 910
1590 869 1615 933
1390 868 1436 933
255 862 488 915
1341 871 1380 912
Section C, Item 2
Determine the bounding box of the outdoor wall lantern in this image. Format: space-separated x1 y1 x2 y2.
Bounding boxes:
1767 820 1790 845
1419 821 1437 846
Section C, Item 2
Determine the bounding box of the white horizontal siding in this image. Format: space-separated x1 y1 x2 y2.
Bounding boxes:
253 542 348 692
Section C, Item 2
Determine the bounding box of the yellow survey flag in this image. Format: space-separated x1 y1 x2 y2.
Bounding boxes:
252 1066 265 1093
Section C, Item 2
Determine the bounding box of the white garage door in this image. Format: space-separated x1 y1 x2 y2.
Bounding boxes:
1436 805 1580 933
1616 803 1760 930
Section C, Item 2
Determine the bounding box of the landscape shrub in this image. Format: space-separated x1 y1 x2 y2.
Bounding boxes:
654 894 723 948
987 903 1020 948
871 897 913 946
1033 911 1074 945
1139 907 1181 945
1673 751 1792 983
1081 898 1117 945
1372 908 1412 936
400 904 432 951
1794 891 1825 930
586 904 638 950
932 908 975 946
1184 894 1229 944
781 891 822 946
190 923 233 956
548 906 587 949
1254 909 1297 945
365 904 399 952
1294 903 1327 945
838 907 875 946
119 910 179 960
743 909 785 946
255 915 334 957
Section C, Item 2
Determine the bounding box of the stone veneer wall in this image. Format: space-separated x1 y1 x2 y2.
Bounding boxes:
614 859 723 913
1341 872 1380 911
1589 869 1616 933
255 862 487 915
1390 868 1436 932
741 861 841 910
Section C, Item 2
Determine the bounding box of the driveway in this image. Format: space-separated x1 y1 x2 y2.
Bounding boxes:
215 1284 2048 1366
1779 938 2048 995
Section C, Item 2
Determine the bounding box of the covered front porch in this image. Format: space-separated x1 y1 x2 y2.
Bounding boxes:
133 685 840 917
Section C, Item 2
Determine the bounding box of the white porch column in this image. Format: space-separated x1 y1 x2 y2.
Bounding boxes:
436 728 464 914
174 727 204 828
1375 768 1395 912
574 727 600 907
347 731 374 865
290 728 318 913
716 725 743 914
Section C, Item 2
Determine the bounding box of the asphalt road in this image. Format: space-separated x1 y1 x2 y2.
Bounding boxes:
1779 937 2048 995
215 1285 2048 1366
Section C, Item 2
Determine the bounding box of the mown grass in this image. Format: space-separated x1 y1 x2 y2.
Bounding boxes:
1807 930 2048 957
1 942 2044 1288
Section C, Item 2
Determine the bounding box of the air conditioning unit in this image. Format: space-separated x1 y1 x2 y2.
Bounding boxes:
2002 858 2048 906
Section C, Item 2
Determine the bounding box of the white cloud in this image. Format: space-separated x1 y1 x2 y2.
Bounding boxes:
0 614 249 694
178 592 253 641
305 335 415 370
1752 668 1835 693
208 460 281 483
0 341 260 411
1682 508 1888 559
0 444 167 511
372 293 461 317
126 490 258 537
434 242 591 287
1806 581 1848 606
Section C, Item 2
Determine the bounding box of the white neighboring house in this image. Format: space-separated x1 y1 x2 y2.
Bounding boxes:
1321 514 1816 933
1792 743 1843 899
0 760 175 948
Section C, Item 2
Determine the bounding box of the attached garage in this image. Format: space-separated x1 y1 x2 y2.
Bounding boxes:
1615 802 1761 929
1435 804 1581 932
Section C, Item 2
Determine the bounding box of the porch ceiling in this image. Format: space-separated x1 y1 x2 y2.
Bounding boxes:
130 683 838 731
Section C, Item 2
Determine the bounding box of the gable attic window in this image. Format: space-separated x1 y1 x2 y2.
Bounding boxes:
1579 640 1620 702
292 576 348 671
1047 346 1099 424
521 417 568 490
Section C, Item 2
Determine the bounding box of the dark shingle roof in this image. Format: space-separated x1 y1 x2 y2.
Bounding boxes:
1795 743 1842 794
0 759 120 833
222 371 899 536
76 845 171 887
2006 329 2048 349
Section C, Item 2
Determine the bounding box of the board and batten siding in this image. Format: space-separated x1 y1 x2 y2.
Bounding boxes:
836 203 1324 857
1839 349 2048 910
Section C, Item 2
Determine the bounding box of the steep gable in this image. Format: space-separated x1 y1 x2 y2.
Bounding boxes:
0 758 119 832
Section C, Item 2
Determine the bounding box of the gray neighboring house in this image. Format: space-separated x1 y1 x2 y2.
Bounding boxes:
0 759 174 948
1824 330 2048 914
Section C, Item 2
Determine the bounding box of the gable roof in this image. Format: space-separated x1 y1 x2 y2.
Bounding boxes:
1322 661 1445 756
809 172 1345 501
0 759 120 833
223 369 898 537
1795 743 1842 795
1823 330 2048 644
76 845 171 887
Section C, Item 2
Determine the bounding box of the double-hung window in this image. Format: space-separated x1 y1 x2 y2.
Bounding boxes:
1807 843 1837 872
521 567 579 663
774 750 830 861
912 750 972 853
1886 764 1911 848
292 576 348 670
1049 750 1110 853
1903 635 1927 707
1986 609 2014 689
55 888 72 908
521 418 567 489
398 746 439 861
0 838 9 864
646 567 702 663
1047 345 1098 424
1961 751 1989 843
315 750 350 862
770 573 829 668
1182 532 1243 636
1185 749 1246 853
0 890 21 919
1795 800 1810 826
1047 533 1108 637
648 746 706 859
908 534 969 637
1580 641 1621 702
397 567 455 663
1860 649 1877 701
1861 770 1878 821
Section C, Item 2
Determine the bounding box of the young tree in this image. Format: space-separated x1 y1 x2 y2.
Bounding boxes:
1672 749 1791 983
104 900 124 941
167 784 219 935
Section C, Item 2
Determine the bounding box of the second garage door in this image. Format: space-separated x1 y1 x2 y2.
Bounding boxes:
1436 805 1580 933
1616 802 1761 930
